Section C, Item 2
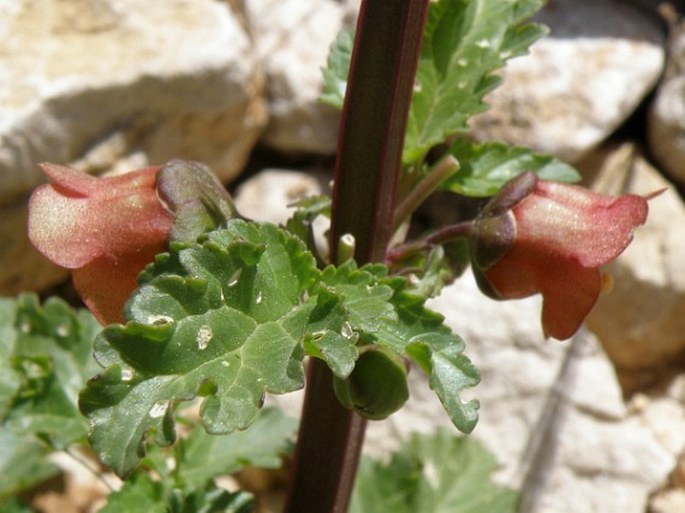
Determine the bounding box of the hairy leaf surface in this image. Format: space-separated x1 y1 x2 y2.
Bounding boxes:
443 139 581 197
404 0 546 165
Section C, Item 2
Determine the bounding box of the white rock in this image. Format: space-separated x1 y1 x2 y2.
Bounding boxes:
233 168 326 225
586 144 685 391
245 0 347 154
0 0 266 206
469 0 664 163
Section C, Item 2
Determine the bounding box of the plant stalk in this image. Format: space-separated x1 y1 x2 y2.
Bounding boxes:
282 1 430 512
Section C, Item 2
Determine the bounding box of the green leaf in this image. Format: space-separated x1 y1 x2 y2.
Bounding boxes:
0 294 101 499
0 298 21 421
174 485 253 513
443 139 581 197
0 496 37 513
4 295 101 448
173 407 297 490
99 473 167 513
320 28 354 109
304 262 398 378
283 194 331 262
100 473 254 513
80 220 318 476
375 278 480 433
350 430 517 513
404 0 547 165
0 427 60 500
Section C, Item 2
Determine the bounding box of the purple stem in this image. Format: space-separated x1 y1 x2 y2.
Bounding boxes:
282 2 430 512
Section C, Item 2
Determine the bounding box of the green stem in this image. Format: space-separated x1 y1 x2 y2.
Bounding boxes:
393 155 460 232
283 2 429 513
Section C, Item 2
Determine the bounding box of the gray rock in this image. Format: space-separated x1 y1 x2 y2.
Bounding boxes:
469 0 665 163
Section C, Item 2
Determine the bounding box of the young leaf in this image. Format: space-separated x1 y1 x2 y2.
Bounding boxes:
80 220 318 477
320 28 354 109
404 0 547 165
443 139 581 197
350 430 517 513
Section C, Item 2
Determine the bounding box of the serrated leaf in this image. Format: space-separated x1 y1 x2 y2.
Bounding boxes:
320 28 354 108
350 430 517 513
404 0 547 165
443 139 581 196
304 262 399 378
173 407 297 489
374 280 480 433
80 220 318 476
317 262 397 334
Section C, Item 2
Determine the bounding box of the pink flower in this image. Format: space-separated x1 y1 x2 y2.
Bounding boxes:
470 172 653 340
28 163 174 325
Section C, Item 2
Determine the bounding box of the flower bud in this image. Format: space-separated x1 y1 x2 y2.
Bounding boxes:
333 344 409 420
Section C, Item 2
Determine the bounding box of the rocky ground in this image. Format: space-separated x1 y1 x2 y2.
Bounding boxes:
4 0 685 511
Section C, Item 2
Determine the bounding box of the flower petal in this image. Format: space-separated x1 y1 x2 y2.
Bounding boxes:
538 260 600 340
72 246 163 326
38 163 99 197
485 242 600 340
28 182 102 268
515 181 648 268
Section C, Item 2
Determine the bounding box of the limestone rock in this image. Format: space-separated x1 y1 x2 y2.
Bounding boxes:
245 0 348 155
469 0 664 163
363 273 679 513
586 144 685 393
0 0 266 207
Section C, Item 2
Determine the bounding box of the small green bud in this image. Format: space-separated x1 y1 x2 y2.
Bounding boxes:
333 344 409 420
